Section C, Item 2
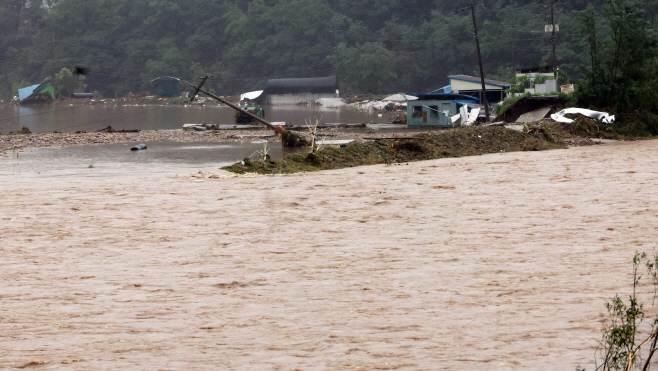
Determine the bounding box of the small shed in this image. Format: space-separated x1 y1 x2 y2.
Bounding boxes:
448 75 511 104
256 75 338 105
406 93 479 127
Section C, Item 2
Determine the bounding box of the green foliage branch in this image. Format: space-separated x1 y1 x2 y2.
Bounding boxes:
587 251 658 371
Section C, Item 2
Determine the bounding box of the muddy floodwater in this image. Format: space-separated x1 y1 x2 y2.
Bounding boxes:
2 139 658 369
1 141 304 181
0 104 399 134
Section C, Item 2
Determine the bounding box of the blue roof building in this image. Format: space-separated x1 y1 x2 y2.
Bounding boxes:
406 93 479 127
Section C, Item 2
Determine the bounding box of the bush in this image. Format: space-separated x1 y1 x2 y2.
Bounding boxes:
585 251 658 370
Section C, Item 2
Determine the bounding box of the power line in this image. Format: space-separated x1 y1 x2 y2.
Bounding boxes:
0 105 80 125
52 106 161 132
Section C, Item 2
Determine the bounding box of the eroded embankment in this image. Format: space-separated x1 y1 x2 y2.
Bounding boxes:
223 125 565 174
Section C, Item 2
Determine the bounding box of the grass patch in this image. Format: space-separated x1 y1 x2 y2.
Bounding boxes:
222 126 566 175
494 93 531 115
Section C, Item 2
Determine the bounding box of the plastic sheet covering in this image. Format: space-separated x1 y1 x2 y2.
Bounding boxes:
18 84 41 101
550 108 615 124
239 90 263 101
383 93 418 101
316 98 346 107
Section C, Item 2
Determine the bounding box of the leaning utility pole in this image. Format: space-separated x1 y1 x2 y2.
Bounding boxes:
470 1 490 121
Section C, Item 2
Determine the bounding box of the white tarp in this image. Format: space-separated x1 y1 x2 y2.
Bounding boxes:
239 90 263 101
349 100 390 110
459 105 469 126
466 108 480 125
383 93 418 101
316 97 346 107
550 108 615 124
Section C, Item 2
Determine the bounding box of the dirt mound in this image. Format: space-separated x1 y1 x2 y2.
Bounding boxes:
545 113 631 140
495 96 568 123
9 126 32 135
223 126 565 174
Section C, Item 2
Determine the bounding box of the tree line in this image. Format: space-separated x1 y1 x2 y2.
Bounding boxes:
1 0 657 112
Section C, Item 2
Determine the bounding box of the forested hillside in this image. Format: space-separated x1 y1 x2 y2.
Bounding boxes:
0 0 656 99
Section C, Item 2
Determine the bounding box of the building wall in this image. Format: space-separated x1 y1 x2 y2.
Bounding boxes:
265 93 338 105
406 100 458 127
515 72 554 81
450 79 504 93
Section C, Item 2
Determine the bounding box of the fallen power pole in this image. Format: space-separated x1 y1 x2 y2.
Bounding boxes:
185 75 277 131
151 76 309 147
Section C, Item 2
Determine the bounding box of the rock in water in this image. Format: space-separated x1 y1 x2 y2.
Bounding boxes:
131 143 147 151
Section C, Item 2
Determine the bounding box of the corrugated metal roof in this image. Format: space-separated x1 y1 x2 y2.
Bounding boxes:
406 93 480 103
448 75 512 88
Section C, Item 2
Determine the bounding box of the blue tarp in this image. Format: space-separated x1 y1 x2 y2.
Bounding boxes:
18 84 40 101
429 85 452 94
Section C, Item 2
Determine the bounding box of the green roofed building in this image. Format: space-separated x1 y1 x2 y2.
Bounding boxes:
18 77 55 105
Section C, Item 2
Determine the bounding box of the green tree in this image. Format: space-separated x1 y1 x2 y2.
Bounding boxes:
329 41 396 94
574 0 658 113
55 67 86 97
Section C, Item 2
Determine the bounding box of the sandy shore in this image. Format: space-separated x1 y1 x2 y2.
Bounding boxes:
2 140 658 370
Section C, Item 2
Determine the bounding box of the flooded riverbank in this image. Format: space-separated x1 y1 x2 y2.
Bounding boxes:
0 104 400 134
0 141 306 182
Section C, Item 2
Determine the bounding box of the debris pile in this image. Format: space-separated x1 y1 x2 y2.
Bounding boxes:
494 96 568 123
348 93 416 111
96 126 140 133
10 126 33 135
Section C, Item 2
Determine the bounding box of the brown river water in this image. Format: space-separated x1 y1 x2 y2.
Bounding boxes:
2 140 658 369
0 104 398 134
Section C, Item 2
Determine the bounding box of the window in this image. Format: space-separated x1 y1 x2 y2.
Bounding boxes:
412 105 423 117
429 105 438 117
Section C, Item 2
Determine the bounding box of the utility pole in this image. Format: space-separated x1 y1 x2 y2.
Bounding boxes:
550 0 557 80
470 1 490 121
511 26 515 78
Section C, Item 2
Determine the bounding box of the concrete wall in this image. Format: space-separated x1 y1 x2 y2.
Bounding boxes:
515 72 554 82
264 93 338 105
533 79 558 95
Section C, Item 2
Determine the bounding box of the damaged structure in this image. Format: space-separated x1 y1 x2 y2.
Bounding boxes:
406 93 479 127
255 75 339 105
18 77 55 104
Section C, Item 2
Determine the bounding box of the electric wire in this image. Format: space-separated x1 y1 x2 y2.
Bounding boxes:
51 106 161 132
0 104 81 124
